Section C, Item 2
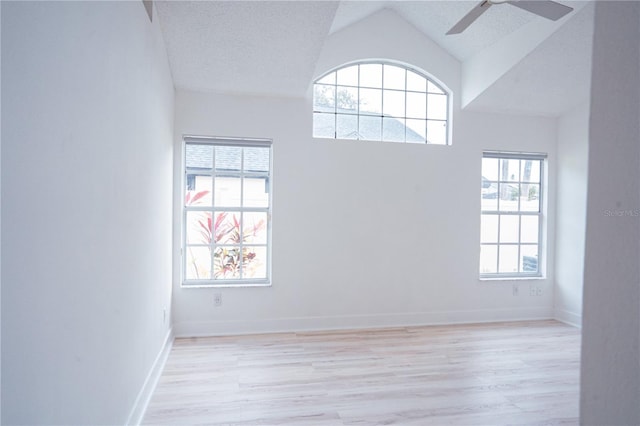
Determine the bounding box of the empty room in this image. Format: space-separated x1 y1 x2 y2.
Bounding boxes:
1 1 639 425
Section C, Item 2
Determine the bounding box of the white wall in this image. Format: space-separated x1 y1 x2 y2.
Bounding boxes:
0 2 3 421
555 102 589 327
1 2 174 424
312 9 461 102
581 1 640 424
172 10 558 336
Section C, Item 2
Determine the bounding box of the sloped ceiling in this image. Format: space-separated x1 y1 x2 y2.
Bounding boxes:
465 2 594 116
156 1 339 96
156 0 594 116
330 0 537 61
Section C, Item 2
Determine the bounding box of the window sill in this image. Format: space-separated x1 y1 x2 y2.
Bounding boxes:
182 281 271 289
479 275 545 282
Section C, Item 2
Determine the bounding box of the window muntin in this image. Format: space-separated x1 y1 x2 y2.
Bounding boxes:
313 62 449 145
183 137 272 286
480 152 545 278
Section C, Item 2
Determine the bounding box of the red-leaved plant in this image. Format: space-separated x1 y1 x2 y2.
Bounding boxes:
185 190 265 279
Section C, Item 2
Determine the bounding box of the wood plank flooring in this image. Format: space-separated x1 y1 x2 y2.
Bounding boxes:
143 320 580 425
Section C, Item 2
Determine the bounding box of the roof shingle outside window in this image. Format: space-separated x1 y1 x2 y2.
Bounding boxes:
313 62 449 145
186 144 269 172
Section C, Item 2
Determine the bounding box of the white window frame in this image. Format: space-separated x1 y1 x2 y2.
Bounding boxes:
480 151 546 279
182 136 272 287
312 61 451 145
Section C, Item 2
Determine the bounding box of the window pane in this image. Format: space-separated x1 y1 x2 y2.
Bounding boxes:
359 88 382 115
186 144 212 169
243 212 267 244
313 84 335 111
185 246 211 280
186 211 212 245
499 215 519 243
359 115 382 141
427 120 446 145
383 64 405 90
313 63 449 145
406 70 427 92
382 117 405 142
406 119 426 143
521 184 540 212
243 246 267 279
520 245 539 273
244 147 270 173
427 94 447 120
498 183 520 212
480 154 544 277
337 65 359 86
316 71 335 85
243 176 269 208
215 146 241 172
406 92 426 119
214 176 241 207
184 140 271 284
336 86 358 113
213 247 241 279
383 90 405 117
313 112 335 139
481 215 498 243
521 216 539 243
336 114 358 139
481 182 498 211
359 63 382 88
482 158 499 181
498 245 518 274
480 245 497 274
214 211 240 244
520 160 541 183
500 159 520 182
185 174 212 207
428 81 444 94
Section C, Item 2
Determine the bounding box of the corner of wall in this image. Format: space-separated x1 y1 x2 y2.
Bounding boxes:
553 308 582 328
126 328 174 426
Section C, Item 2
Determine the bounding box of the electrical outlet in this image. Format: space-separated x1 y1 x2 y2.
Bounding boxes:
513 284 519 296
529 285 543 296
214 293 222 306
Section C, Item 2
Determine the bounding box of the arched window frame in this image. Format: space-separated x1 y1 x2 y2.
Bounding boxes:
312 61 451 145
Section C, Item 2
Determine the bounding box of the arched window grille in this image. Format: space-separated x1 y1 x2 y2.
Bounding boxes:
313 62 450 145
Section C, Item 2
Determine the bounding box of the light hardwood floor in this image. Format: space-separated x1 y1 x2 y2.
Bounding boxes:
143 320 580 425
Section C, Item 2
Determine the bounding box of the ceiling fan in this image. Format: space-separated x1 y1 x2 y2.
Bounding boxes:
446 0 574 35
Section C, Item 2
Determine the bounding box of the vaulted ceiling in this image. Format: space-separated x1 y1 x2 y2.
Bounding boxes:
156 0 594 117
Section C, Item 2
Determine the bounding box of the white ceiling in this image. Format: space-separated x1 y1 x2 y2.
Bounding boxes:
156 1 339 97
156 0 594 116
465 2 594 116
330 0 537 61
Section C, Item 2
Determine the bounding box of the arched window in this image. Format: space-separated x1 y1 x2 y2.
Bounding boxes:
313 62 450 145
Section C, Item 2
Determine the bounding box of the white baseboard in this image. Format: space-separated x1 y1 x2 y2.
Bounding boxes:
173 307 554 337
126 327 174 426
554 308 582 328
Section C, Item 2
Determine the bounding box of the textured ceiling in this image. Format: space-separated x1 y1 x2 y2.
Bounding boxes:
156 0 594 117
156 1 339 97
330 1 535 61
466 2 594 116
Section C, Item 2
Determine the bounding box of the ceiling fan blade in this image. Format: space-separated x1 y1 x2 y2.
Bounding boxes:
446 1 492 35
507 0 573 21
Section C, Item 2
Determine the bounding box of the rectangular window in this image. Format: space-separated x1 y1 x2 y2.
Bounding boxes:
480 151 545 278
182 136 272 286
